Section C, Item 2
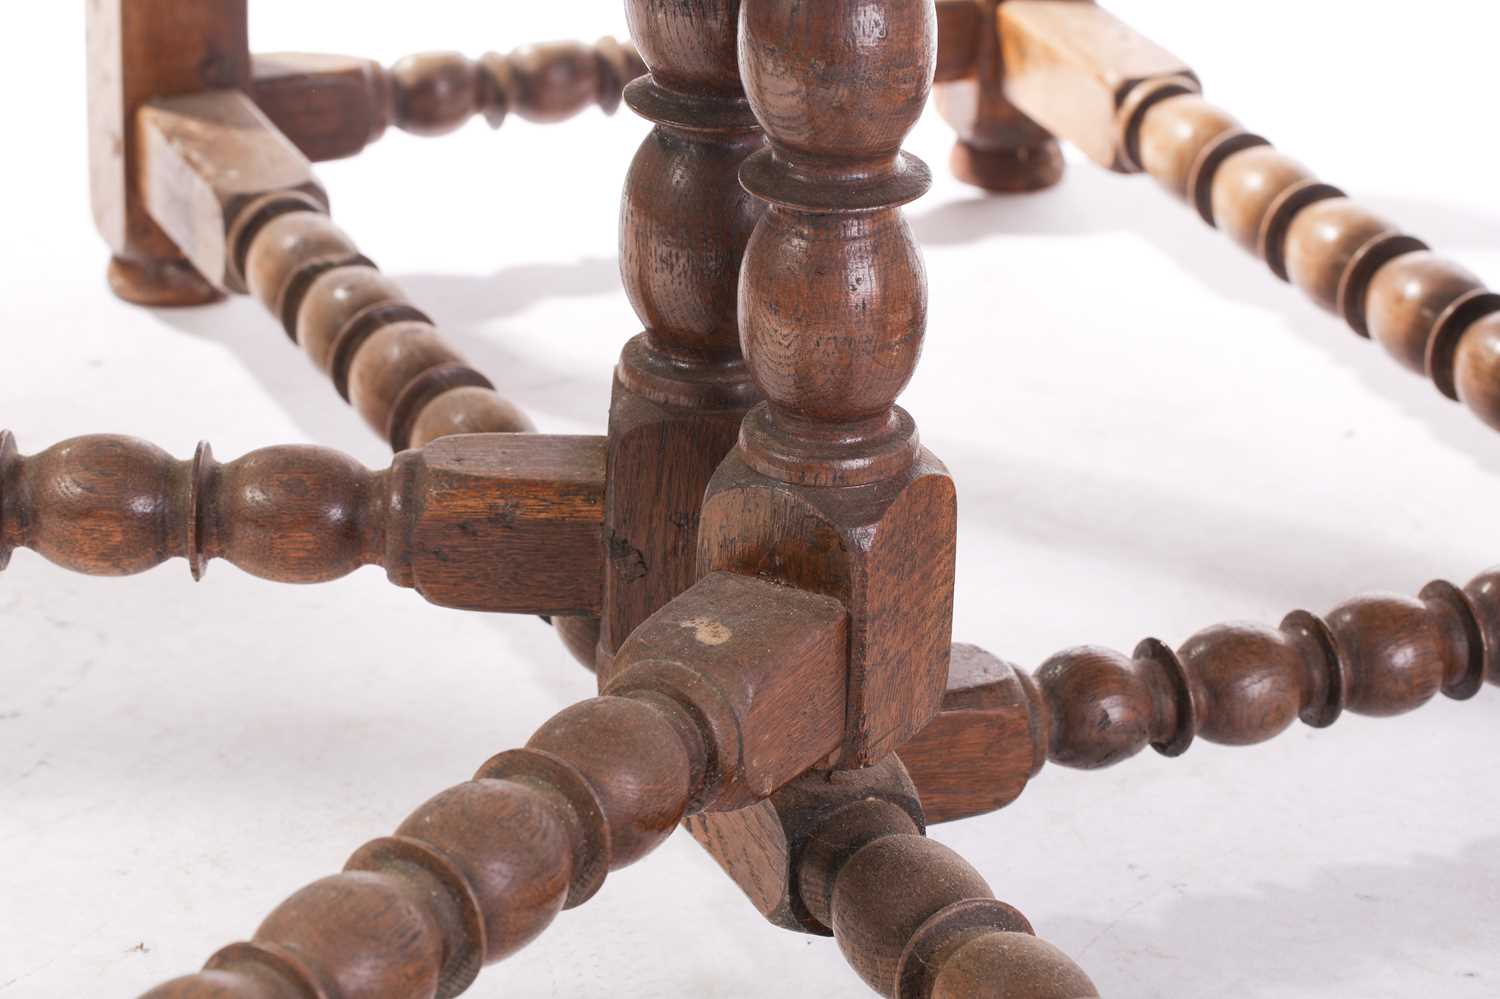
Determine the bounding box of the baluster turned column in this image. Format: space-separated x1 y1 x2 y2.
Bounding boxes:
698 0 957 766
597 0 766 679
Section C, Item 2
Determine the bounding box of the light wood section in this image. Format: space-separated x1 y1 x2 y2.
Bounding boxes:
997 0 1194 170
138 89 324 293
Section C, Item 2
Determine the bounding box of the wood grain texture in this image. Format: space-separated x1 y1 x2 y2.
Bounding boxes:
251 53 391 162
138 688 709 998
599 0 765 682
701 451 957 770
401 435 606 615
704 0 955 768
687 755 923 934
0 431 605 616
251 39 646 160
899 644 1046 824
608 570 849 810
691 756 1098 998
87 0 249 304
935 0 1065 193
139 90 326 293
997 0 1195 170
907 570 1495 824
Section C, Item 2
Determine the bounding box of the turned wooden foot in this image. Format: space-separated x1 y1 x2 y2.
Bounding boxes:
949 137 1065 193
106 254 223 307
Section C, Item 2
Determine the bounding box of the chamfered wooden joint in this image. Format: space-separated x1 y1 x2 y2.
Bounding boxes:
700 454 958 769
87 0 251 305
606 571 849 812
996 0 1198 171
705 0 959 769
400 434 607 616
687 755 924 935
898 644 1047 824
689 755 1099 998
138 89 326 293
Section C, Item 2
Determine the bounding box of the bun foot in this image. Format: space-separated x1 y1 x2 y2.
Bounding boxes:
106 254 223 307
950 138 1065 193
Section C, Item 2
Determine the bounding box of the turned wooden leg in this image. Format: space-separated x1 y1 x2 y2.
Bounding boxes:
935 0 1064 193
87 0 249 305
1121 84 1500 430
596 0 764 681
138 692 702 999
135 571 849 997
705 0 957 768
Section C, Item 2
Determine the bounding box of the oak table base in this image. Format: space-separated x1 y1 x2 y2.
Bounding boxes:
3 2 1493 997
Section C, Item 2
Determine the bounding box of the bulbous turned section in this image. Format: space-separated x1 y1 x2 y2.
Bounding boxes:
1025 574 1492 772
617 0 765 384
911 571 1495 825
136 686 711 999
733 0 938 488
927 931 1100 999
385 39 646 137
0 431 395 583
598 0 767 682
620 124 766 366
781 763 1099 999
738 0 936 172
625 0 743 100
739 208 927 426
1119 80 1500 435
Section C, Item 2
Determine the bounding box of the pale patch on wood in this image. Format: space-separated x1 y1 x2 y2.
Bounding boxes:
679 616 733 646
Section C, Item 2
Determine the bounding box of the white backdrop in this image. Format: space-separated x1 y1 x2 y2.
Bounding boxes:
3 2 1498 997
